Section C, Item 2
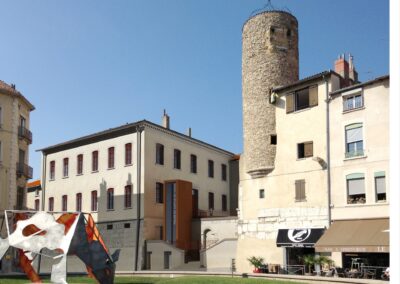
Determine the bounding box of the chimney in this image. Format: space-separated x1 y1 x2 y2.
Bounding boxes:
162 109 170 129
187 127 192 137
11 84 16 89
334 53 359 87
348 53 359 83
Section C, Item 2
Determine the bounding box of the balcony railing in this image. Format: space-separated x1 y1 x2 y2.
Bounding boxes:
345 149 364 159
18 126 32 144
16 163 33 179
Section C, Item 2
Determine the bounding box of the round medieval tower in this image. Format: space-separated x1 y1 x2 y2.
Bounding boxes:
242 11 299 178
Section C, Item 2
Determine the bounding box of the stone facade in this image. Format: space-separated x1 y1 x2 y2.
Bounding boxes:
242 11 299 177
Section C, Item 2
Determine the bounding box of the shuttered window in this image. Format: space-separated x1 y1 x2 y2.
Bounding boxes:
298 142 313 158
286 85 318 113
295 179 306 202
286 93 294 113
375 172 386 202
346 173 365 204
309 85 318 106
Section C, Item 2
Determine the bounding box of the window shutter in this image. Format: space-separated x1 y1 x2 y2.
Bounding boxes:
286 93 294 113
295 180 305 201
309 85 318 106
304 142 313 157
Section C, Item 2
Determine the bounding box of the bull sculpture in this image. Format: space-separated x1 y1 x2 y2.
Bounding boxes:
0 210 119 284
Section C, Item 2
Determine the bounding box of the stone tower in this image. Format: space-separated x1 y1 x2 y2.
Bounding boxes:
242 11 299 178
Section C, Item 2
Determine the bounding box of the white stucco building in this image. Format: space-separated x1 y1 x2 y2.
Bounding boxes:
34 115 238 272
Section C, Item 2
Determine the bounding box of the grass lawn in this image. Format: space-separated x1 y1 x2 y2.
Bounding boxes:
0 275 307 284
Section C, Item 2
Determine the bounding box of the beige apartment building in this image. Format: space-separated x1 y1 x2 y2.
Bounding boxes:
34 115 238 272
0 80 34 272
315 75 390 268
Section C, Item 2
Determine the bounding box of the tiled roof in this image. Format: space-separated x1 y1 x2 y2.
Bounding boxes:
330 75 389 96
27 180 41 188
272 71 335 93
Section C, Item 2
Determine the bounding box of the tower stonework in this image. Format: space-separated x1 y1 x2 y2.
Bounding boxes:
242 11 299 177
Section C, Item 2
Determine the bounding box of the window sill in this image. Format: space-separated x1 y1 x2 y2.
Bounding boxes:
173 168 181 171
125 163 133 167
76 173 83 176
107 209 115 211
107 167 115 170
344 155 367 161
295 199 307 202
296 156 313 161
343 106 365 114
190 171 197 174
62 176 69 179
124 207 132 210
155 202 164 205
155 163 164 166
91 170 99 174
49 178 55 182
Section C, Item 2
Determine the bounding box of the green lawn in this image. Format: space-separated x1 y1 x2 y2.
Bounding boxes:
0 275 306 284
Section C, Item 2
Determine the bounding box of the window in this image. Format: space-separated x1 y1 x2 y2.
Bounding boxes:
345 123 364 158
259 189 265 199
48 197 54 212
173 149 181 169
125 143 132 165
222 194 227 211
107 188 114 210
343 93 363 111
91 190 98 211
286 85 318 113
35 189 39 197
108 147 115 169
190 154 197 173
156 143 164 165
125 185 132 208
208 160 214 178
156 182 164 203
164 251 171 269
62 195 68 211
35 199 40 211
76 193 82 212
295 179 306 202
16 187 24 209
375 172 386 202
50 161 55 180
77 154 83 175
346 173 365 204
221 164 227 181
107 224 113 230
297 142 313 159
92 151 98 172
208 192 214 210
63 158 69 177
158 226 163 239
124 223 131 229
271 135 277 145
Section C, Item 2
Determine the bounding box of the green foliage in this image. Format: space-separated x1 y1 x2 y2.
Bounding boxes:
247 256 265 268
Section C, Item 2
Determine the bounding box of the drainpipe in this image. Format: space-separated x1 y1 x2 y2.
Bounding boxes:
41 152 47 211
134 125 144 271
324 75 332 226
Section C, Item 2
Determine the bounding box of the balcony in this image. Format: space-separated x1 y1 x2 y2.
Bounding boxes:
193 209 230 218
18 126 32 144
16 163 33 179
345 149 365 159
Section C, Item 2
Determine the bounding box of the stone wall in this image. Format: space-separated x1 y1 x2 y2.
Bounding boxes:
242 11 299 177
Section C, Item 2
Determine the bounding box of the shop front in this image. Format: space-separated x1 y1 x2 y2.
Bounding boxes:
315 218 389 269
277 228 325 266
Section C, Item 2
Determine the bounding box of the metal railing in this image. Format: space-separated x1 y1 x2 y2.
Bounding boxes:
16 162 33 179
18 126 32 144
194 209 230 218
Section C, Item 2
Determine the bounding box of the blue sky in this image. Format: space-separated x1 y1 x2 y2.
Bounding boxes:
0 0 389 179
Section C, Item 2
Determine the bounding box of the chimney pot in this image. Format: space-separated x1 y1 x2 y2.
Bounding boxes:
187 127 192 137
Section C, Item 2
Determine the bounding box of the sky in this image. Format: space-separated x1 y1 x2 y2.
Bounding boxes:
0 0 389 180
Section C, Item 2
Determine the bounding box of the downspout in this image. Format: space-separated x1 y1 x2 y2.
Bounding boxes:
41 152 46 211
324 75 332 226
134 125 144 271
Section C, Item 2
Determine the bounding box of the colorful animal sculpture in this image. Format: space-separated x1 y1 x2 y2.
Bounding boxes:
0 211 119 284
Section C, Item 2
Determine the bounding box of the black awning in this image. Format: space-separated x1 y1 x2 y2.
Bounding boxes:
277 228 325 248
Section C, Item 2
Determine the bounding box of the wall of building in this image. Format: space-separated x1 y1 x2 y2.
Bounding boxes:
143 125 233 241
237 78 338 272
329 79 389 220
146 240 185 270
200 238 237 272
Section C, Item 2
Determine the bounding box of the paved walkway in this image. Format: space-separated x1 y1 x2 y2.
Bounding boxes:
123 271 387 284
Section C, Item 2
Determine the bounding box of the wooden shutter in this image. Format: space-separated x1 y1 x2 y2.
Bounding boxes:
295 180 306 201
309 85 318 106
304 142 313 157
286 93 294 113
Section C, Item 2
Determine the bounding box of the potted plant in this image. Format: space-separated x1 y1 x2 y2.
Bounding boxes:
247 256 264 273
302 254 316 275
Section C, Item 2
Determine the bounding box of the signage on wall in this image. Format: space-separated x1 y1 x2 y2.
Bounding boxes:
276 228 324 248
